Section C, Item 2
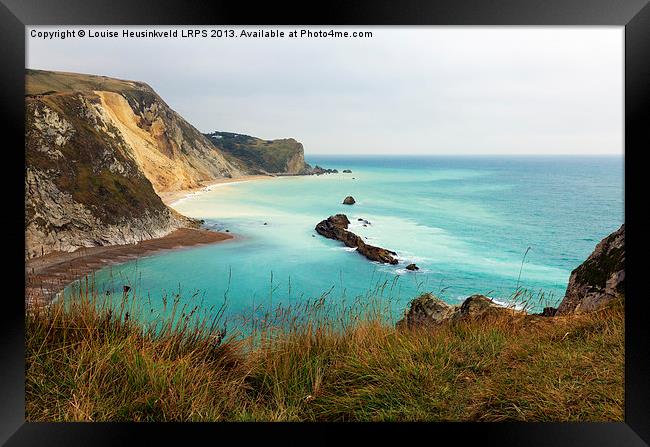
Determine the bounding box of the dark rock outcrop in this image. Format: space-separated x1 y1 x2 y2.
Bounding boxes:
397 293 516 329
396 293 455 329
556 224 624 315
458 295 502 318
406 263 419 271
357 243 398 265
343 169 352 173
343 196 356 205
538 307 557 317
315 214 398 264
315 214 352 242
309 165 338 175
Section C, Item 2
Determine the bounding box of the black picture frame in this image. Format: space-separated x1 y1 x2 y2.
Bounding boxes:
2 0 648 444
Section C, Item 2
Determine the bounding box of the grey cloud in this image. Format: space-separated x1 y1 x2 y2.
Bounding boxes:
27 26 623 155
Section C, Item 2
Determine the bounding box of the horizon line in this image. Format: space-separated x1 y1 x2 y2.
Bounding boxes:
305 152 624 157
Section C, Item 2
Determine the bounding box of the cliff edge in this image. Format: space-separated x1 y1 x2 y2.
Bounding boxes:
25 69 242 258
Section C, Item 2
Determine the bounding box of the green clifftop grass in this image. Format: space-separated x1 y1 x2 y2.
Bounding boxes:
26 287 623 422
206 131 309 174
26 69 153 97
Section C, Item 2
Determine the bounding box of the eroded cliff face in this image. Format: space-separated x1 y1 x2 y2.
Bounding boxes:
285 147 311 175
555 224 625 315
95 90 242 192
25 89 195 258
24 70 240 258
25 69 311 259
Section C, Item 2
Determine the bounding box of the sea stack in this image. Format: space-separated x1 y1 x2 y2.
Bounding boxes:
315 214 398 264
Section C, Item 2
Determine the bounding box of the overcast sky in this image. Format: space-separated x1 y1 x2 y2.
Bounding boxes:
27 26 623 155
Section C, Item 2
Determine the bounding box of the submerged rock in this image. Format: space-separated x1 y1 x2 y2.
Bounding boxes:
315 214 398 264
556 224 624 315
343 196 356 205
343 169 352 173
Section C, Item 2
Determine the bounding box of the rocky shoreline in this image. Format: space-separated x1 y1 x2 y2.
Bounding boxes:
25 228 233 306
398 224 625 327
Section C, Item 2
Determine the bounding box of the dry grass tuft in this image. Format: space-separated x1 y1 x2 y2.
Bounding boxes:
26 284 624 422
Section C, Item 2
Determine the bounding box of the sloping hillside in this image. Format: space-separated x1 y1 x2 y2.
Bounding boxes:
27 70 242 193
26 82 186 258
25 70 242 258
205 131 312 175
25 70 315 258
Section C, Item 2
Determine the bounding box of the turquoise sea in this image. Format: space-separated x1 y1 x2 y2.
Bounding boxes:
68 156 623 324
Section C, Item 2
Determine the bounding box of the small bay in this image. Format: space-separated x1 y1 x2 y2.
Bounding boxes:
68 155 623 323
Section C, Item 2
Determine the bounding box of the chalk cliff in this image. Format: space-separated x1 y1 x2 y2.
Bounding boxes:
26 70 245 258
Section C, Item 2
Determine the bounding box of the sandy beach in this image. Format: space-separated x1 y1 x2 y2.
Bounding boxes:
25 228 233 306
160 174 275 206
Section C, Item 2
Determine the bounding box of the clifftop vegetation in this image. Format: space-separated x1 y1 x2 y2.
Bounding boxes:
205 131 311 175
25 284 623 422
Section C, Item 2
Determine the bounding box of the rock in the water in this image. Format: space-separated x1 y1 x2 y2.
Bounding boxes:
309 165 338 175
315 214 351 238
315 214 398 264
343 196 356 205
556 224 624 315
357 242 398 264
263 222 268 225
343 169 352 173
406 263 419 271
